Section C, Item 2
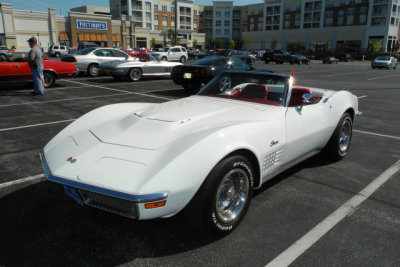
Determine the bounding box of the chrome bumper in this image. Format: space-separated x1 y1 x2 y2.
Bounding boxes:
39 150 167 218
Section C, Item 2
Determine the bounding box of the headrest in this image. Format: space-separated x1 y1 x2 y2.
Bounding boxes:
241 84 268 99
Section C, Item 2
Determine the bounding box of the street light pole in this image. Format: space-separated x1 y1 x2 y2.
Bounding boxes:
174 0 177 45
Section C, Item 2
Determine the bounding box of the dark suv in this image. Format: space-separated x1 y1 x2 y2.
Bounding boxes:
263 50 292 64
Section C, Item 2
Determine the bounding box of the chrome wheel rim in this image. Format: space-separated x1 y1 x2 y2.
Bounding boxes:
339 118 352 153
130 69 141 81
89 66 98 76
44 73 51 87
220 76 231 91
215 169 249 223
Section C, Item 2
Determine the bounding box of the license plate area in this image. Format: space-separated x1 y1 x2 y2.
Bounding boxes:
64 186 84 205
184 73 192 79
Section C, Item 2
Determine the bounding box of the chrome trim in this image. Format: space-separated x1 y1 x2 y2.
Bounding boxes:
356 111 362 116
39 150 168 203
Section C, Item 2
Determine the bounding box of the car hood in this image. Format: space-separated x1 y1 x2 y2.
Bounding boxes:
89 96 278 150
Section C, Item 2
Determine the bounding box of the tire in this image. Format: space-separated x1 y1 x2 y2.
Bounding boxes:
180 56 186 63
112 75 121 81
183 82 201 92
0 54 7 62
128 68 142 81
55 52 61 58
185 155 254 236
43 71 55 88
290 61 294 65
306 61 310 65
161 57 167 61
323 112 353 161
88 64 99 77
275 60 280 64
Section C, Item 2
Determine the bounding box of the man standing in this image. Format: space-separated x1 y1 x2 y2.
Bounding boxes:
27 37 44 95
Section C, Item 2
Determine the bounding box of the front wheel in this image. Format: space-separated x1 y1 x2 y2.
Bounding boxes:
88 64 99 77
185 155 254 236
0 54 7 62
43 71 55 88
128 68 142 81
161 57 167 61
180 56 186 63
323 112 353 161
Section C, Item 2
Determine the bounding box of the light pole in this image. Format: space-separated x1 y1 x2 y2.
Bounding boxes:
174 0 177 45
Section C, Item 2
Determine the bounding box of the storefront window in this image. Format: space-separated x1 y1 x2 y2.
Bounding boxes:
310 41 331 52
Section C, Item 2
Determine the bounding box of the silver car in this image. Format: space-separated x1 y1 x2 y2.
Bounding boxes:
61 47 130 77
99 53 183 81
371 56 398 70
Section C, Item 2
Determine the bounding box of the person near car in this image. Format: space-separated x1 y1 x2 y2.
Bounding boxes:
27 37 44 95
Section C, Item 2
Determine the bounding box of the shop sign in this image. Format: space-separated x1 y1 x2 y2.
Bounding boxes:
77 20 107 30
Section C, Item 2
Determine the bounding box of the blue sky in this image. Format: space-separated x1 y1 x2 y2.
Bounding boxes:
3 0 261 16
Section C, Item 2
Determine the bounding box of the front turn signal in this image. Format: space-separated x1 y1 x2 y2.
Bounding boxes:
145 200 167 209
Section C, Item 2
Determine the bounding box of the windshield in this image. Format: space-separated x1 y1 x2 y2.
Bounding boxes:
197 72 289 106
376 56 390 60
193 57 228 66
75 47 97 55
149 53 160 62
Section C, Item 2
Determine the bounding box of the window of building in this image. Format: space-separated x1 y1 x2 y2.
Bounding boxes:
216 20 221 26
251 10 255 15
360 7 368 15
216 11 221 18
162 5 167 11
224 11 230 17
224 29 230 35
154 14 159 20
340 0 346 6
194 18 198 24
194 9 197 15
162 15 167 21
171 16 175 22
338 10 345 17
296 4 301 11
295 14 300 20
155 25 159 30
224 20 230 26
146 23 152 29
326 11 333 18
154 4 158 10
285 5 291 11
171 7 175 12
216 29 221 35
346 17 353 25
391 17 395 25
348 8 355 15
259 8 263 14
274 6 280 13
349 0 355 4
285 15 290 21
250 18 254 23
327 1 334 7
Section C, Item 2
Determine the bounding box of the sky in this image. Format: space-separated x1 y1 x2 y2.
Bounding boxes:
3 0 262 16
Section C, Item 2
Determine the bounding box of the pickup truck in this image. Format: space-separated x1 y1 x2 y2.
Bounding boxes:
262 50 292 64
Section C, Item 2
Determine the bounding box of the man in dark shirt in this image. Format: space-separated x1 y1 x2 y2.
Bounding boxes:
27 37 44 95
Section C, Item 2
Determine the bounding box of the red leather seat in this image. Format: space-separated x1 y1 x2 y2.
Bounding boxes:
289 87 312 107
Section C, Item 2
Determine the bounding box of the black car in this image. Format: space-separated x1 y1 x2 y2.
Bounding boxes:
215 49 255 65
171 56 272 91
322 56 339 64
290 54 310 65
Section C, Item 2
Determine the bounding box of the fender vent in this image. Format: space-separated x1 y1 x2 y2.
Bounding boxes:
263 149 283 172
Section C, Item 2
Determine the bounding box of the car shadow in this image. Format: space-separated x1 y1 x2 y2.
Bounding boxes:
0 181 217 266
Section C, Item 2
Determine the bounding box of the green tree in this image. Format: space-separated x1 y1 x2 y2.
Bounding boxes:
270 38 277 50
245 36 252 49
151 37 156 48
193 39 198 49
218 39 223 49
230 39 236 49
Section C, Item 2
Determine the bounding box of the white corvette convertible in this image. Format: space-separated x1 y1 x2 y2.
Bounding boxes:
40 71 359 235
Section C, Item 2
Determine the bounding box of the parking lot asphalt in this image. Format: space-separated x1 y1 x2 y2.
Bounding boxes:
0 59 399 267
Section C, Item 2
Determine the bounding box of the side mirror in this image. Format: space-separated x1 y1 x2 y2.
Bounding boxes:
296 93 316 112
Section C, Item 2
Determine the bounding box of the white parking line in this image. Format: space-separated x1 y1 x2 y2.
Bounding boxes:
367 74 400 80
0 174 45 189
357 95 368 99
66 80 132 93
323 71 372 77
266 159 400 267
0 119 75 132
354 129 400 141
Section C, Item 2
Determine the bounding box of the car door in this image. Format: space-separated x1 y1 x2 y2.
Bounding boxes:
0 61 23 81
93 49 113 64
111 49 129 63
285 101 332 163
169 48 180 61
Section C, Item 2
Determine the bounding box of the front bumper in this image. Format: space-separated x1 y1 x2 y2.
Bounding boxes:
40 150 167 219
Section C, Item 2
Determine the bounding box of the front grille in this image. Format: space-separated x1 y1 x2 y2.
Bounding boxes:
79 189 138 219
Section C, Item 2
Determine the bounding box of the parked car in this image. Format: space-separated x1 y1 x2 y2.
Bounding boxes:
157 46 188 63
48 45 69 57
121 48 139 57
290 54 310 65
339 53 353 62
371 56 398 69
187 50 198 59
99 53 182 81
0 46 13 61
77 42 99 50
171 56 272 91
40 70 359 236
262 50 292 64
0 57 77 87
322 56 339 64
61 47 130 77
215 49 255 65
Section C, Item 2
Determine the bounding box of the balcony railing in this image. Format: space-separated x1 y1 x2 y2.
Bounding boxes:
132 6 143 11
133 16 143 21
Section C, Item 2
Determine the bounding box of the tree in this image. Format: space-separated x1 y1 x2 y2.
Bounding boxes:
270 38 277 50
151 37 156 48
230 39 236 49
245 36 252 49
167 29 180 45
218 39 223 49
193 39 198 49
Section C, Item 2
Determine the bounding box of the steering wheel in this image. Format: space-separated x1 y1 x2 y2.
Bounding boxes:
220 76 231 91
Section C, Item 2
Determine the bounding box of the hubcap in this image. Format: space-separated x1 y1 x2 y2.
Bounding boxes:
131 70 140 80
220 77 231 91
215 169 249 223
339 118 352 153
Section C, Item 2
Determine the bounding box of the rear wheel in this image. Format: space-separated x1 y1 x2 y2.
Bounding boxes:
43 71 55 88
185 155 254 236
180 56 186 63
0 54 7 62
88 64 99 77
128 68 142 81
323 112 353 161
161 57 167 61
55 52 61 58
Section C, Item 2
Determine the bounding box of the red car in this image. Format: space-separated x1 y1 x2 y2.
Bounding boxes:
0 58 77 88
121 48 139 57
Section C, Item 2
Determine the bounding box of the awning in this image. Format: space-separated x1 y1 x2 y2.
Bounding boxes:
78 32 85 41
101 33 107 41
112 34 121 42
90 33 97 41
59 32 69 41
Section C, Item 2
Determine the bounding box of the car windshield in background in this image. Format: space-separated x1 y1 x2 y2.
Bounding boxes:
198 72 289 107
75 47 97 55
216 50 230 56
194 57 228 66
376 56 390 60
149 53 160 61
